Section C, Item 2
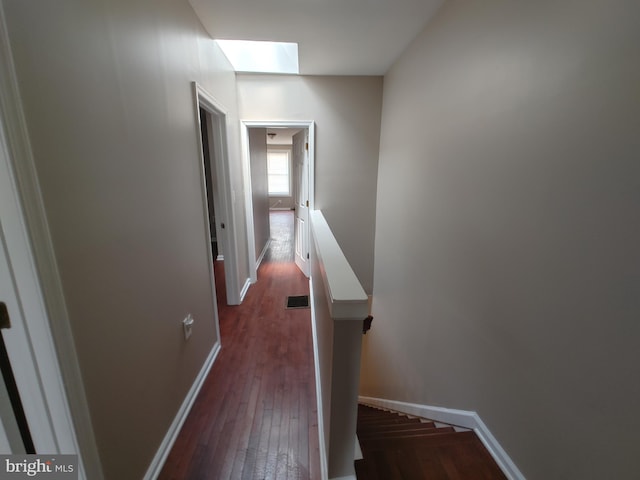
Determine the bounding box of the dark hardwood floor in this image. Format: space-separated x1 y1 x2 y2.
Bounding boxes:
159 211 320 480
355 405 507 480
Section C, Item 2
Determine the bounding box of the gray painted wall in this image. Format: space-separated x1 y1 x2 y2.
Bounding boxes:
3 1 248 478
249 128 270 261
362 0 640 478
237 75 383 293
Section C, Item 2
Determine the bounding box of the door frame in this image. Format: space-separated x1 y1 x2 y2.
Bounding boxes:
193 82 242 306
240 120 315 283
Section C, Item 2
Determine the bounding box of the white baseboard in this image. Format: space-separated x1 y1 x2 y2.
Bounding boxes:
144 343 221 480
358 396 525 480
354 435 362 461
309 278 328 480
256 239 271 270
239 277 251 302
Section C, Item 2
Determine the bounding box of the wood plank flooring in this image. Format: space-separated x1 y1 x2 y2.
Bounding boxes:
159 211 320 480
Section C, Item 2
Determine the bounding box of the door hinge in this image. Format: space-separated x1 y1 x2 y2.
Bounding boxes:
306 200 309 207
305 142 309 151
307 253 310 259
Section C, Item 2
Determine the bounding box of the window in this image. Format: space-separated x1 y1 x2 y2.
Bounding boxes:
267 150 291 196
215 40 299 74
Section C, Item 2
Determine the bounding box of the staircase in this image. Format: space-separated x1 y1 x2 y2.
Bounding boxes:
355 404 507 479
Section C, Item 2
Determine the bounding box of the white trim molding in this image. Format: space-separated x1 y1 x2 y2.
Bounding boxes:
239 277 252 303
309 277 328 480
309 210 368 479
255 238 271 270
358 396 525 480
144 343 221 480
309 210 368 320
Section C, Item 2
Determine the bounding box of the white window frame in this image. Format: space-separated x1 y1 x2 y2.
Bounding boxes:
267 148 292 197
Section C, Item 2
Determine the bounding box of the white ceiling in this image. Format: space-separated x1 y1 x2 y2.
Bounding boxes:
189 0 444 76
266 128 301 145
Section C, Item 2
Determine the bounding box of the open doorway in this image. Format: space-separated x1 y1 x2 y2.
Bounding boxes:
241 121 315 282
198 106 228 315
199 108 223 262
193 83 242 307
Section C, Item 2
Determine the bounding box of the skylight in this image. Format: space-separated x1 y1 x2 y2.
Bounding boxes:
215 40 299 75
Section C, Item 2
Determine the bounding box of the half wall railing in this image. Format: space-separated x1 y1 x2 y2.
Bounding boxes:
309 210 370 479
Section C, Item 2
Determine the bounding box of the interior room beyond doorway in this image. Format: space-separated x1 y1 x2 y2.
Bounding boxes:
266 127 302 211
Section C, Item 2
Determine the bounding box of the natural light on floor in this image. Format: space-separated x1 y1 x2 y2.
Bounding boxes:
215 39 299 74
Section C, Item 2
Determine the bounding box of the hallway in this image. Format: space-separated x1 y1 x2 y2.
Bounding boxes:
159 211 320 479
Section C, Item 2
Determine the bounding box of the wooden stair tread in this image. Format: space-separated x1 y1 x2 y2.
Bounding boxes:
358 420 421 428
360 430 475 450
363 443 505 480
359 432 506 479
355 404 507 480
354 459 371 480
359 415 421 423
358 426 456 440
358 421 437 434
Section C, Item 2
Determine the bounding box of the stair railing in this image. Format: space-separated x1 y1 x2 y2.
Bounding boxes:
309 210 370 480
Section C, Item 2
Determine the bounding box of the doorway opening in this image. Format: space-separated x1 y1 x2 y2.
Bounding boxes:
193 83 242 312
241 121 315 282
199 108 225 263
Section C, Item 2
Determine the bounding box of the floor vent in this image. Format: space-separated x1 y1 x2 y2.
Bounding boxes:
286 295 310 309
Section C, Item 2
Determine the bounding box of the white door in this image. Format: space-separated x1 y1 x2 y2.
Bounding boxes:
0 240 30 453
293 130 309 277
